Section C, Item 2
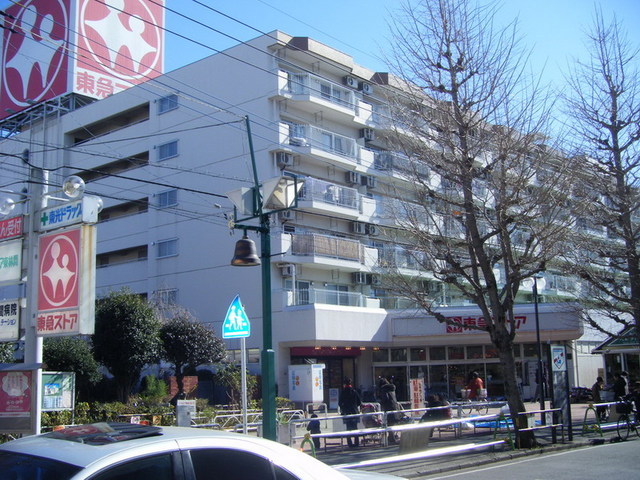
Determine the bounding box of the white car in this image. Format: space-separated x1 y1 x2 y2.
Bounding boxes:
0 422 404 479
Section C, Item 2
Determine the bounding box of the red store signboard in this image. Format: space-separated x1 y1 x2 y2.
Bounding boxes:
36 226 96 336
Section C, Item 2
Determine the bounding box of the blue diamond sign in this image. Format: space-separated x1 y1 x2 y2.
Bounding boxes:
222 295 251 339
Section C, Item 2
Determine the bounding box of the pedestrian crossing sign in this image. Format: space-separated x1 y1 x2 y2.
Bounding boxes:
222 295 250 338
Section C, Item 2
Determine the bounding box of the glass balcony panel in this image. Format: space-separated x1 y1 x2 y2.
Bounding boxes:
282 71 356 111
284 288 364 307
298 177 359 210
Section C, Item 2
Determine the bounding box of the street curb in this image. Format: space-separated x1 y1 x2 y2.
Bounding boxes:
404 440 592 478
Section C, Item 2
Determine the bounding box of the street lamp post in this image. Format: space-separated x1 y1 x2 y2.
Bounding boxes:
1 151 101 435
228 117 301 441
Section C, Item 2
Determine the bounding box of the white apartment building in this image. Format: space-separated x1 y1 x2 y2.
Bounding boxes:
0 31 585 404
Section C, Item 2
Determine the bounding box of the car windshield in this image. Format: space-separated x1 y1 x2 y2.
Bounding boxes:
0 451 82 480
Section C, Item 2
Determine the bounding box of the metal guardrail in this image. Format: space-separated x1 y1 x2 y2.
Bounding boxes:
581 400 631 436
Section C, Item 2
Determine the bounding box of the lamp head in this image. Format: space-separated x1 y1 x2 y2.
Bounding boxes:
62 175 85 199
0 197 15 216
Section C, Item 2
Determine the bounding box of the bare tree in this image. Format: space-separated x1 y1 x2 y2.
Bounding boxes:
383 0 577 447
563 11 640 344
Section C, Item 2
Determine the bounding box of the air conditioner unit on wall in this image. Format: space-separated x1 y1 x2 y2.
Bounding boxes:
352 272 369 284
346 171 361 185
360 128 375 142
279 210 296 221
276 151 294 167
280 264 296 277
351 221 366 234
343 76 357 88
362 175 377 188
365 224 379 236
359 82 374 95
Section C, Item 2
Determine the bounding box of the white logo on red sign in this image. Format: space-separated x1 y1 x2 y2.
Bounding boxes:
38 229 80 311
78 0 163 81
1 0 70 111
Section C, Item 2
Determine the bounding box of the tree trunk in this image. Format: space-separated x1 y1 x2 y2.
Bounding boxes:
495 333 537 448
176 366 185 397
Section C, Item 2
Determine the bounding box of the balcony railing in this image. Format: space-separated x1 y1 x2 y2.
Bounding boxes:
291 233 363 262
374 151 429 177
284 72 356 111
285 288 365 307
378 245 425 270
284 123 357 158
298 177 359 210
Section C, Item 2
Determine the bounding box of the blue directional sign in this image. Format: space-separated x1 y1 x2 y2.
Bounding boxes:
222 295 251 338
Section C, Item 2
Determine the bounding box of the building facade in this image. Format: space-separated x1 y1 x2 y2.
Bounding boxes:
0 31 585 404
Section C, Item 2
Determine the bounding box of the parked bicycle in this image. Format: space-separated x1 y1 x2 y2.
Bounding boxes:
615 397 639 440
460 388 489 415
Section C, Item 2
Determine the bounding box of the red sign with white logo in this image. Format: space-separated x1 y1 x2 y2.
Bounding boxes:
74 0 164 98
38 228 80 311
36 225 96 336
0 0 71 121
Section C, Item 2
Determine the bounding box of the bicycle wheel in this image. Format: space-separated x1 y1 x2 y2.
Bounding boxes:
461 403 473 416
476 400 489 415
617 415 631 440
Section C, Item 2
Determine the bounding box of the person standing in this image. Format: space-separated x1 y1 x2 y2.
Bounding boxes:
378 377 401 443
591 376 607 421
338 377 362 448
612 372 627 401
306 413 321 450
466 371 484 400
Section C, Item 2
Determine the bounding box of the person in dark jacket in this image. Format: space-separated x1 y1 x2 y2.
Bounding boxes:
591 377 607 421
338 378 362 448
420 394 451 438
378 377 401 443
612 372 627 401
306 413 321 450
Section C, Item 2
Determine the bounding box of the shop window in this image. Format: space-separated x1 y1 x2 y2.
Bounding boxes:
448 346 464 360
409 365 426 379
429 364 448 394
523 343 538 357
410 347 426 361
429 346 445 361
372 348 388 362
390 348 407 362
467 346 483 359
484 346 499 358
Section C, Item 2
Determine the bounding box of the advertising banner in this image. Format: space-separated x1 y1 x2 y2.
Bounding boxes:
1 0 165 121
0 300 20 342
0 0 71 121
0 239 22 285
73 0 164 99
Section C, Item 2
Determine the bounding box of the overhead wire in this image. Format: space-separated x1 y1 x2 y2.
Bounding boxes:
1 1 405 238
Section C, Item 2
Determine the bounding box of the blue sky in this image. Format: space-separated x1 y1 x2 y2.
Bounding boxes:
164 0 640 89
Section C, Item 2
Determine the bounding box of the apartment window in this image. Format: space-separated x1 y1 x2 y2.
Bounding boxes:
158 94 178 114
157 140 178 161
156 288 178 305
157 189 178 208
157 239 178 258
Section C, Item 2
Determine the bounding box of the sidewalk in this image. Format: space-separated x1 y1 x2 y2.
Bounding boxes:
310 401 620 479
